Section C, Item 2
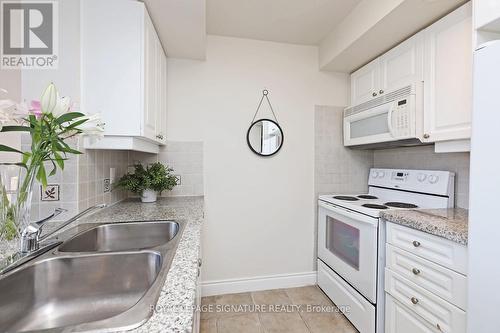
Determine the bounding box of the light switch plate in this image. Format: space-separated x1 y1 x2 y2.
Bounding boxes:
41 184 60 201
104 179 111 193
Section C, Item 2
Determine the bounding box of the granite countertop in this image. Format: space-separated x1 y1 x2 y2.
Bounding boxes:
0 196 204 333
381 208 468 245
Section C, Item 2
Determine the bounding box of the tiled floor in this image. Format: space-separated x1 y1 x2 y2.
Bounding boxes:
200 285 358 333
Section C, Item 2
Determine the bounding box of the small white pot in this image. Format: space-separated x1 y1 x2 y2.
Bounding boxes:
141 189 157 203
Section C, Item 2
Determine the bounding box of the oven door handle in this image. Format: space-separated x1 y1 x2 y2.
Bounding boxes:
318 201 378 227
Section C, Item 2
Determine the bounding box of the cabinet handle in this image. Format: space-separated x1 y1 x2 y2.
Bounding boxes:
372 92 378 97
156 134 164 140
198 258 202 267
423 133 430 139
412 240 421 247
412 268 421 275
379 89 384 94
411 297 419 305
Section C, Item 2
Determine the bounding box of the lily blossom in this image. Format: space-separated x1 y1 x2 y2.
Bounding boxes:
52 96 71 117
74 113 105 137
40 83 58 114
30 100 42 118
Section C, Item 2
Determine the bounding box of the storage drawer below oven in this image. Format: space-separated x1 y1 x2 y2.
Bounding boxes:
386 244 467 310
317 259 375 333
385 268 466 333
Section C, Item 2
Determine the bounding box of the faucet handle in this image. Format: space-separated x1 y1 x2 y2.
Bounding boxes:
34 208 67 228
20 208 67 254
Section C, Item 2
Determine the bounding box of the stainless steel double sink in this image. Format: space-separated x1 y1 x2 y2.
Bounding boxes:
0 220 184 333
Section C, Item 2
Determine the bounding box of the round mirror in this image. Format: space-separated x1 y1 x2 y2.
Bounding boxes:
246 119 284 156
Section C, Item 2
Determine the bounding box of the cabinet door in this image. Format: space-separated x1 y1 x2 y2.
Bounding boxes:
386 295 440 333
380 32 424 94
156 47 167 144
143 12 158 141
423 3 472 142
350 58 380 106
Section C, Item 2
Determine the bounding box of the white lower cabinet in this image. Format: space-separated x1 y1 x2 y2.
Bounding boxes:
386 295 441 333
385 223 467 333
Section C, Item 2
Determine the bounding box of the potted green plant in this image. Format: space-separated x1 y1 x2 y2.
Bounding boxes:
115 162 178 202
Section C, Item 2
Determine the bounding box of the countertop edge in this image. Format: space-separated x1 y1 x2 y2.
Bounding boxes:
380 208 468 246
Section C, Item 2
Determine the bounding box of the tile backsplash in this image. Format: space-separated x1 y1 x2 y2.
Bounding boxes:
77 143 129 212
314 105 374 196
129 141 204 197
373 145 470 208
26 139 203 223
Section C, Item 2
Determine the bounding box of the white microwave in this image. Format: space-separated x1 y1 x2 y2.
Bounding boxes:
344 83 423 148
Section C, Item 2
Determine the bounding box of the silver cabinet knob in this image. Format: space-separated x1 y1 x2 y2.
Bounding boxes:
372 92 378 97
412 268 421 275
412 240 421 247
423 133 430 139
156 134 164 140
411 297 419 304
379 89 384 94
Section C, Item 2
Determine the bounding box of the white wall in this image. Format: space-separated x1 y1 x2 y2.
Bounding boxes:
167 35 348 282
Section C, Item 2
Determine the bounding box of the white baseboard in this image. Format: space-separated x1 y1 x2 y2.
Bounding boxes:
201 271 317 297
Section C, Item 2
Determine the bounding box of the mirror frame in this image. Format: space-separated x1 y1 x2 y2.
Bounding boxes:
246 118 284 157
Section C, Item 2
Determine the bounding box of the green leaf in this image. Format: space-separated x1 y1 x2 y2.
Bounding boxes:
64 119 87 130
53 151 65 170
56 112 85 124
0 125 32 132
37 164 47 188
0 145 23 154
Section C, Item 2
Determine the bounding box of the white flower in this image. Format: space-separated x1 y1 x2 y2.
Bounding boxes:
0 99 18 130
40 83 58 114
74 113 105 137
52 96 71 117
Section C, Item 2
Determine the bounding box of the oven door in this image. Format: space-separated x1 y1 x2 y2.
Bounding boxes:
318 201 378 303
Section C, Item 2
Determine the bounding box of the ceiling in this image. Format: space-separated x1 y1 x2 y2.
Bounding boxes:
143 0 206 60
206 0 362 45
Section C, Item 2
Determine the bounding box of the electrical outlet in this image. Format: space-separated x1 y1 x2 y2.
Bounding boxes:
174 175 181 185
104 179 111 193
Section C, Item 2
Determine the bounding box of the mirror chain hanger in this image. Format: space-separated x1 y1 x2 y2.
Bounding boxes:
251 89 279 124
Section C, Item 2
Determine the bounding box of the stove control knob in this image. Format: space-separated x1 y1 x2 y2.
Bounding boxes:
372 171 379 178
378 171 385 178
428 175 439 184
417 173 427 182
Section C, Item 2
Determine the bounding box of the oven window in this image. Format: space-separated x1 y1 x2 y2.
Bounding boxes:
350 112 389 139
326 216 360 270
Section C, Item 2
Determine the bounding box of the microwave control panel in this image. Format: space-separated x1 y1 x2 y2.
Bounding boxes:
391 99 411 137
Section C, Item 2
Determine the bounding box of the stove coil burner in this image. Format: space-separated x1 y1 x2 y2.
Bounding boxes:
357 195 378 199
333 196 359 201
385 202 419 209
362 204 389 210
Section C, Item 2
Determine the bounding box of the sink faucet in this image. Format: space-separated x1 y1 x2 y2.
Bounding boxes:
20 204 107 254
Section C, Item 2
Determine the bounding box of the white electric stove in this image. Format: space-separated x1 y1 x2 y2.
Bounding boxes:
317 168 455 333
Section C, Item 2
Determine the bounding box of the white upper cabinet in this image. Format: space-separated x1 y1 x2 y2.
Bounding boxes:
422 3 472 143
475 0 500 30
349 3 472 146
350 58 380 105
81 0 167 152
350 32 424 107
380 33 424 94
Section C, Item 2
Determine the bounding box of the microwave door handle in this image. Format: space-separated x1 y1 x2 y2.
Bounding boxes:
387 104 395 137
